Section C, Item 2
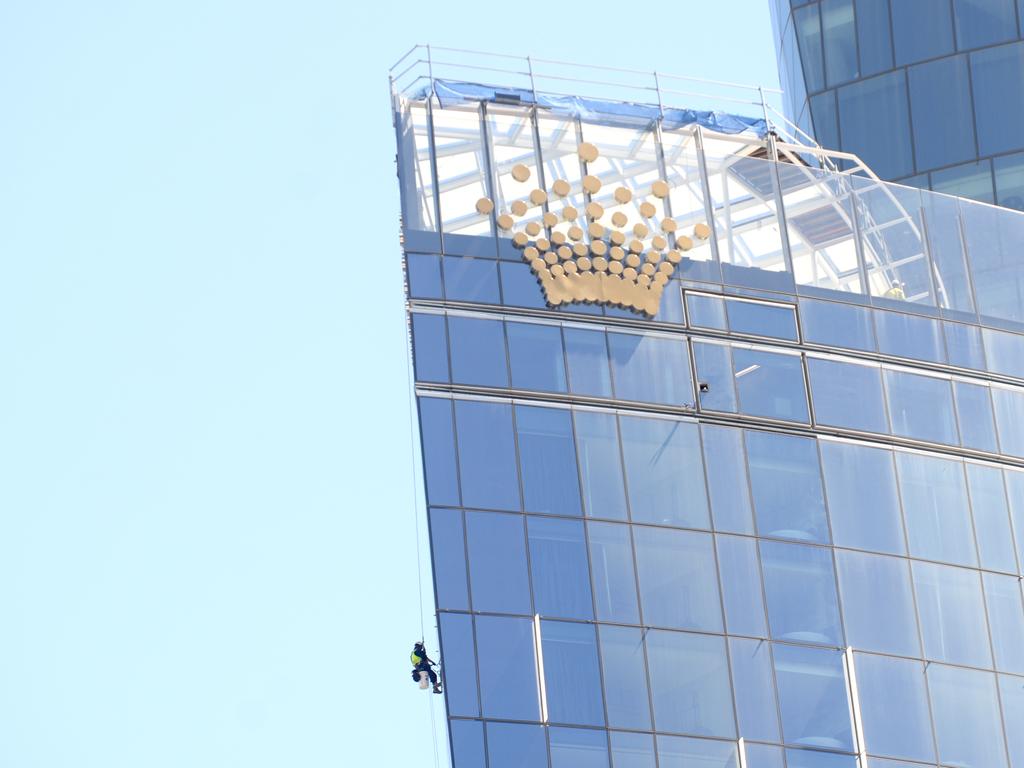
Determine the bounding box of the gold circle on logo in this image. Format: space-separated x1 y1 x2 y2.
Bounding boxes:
652 180 670 198
646 250 660 263
545 251 558 265
623 267 637 280
659 260 675 273
497 214 514 231
530 189 548 205
591 240 608 256
629 239 644 254
524 246 539 261
677 235 694 251
578 256 592 270
513 232 529 247
654 272 669 286
588 222 605 239
536 237 551 252
558 245 573 260
609 260 623 274
694 222 711 239
551 263 565 277
641 263 656 276
625 253 641 268
511 200 528 217
610 230 626 246
611 211 628 228
526 221 541 237
551 231 567 245
586 201 604 220
543 212 559 228
661 217 677 233
592 256 609 272
552 179 571 197
564 260 578 273
614 186 632 204
666 249 682 264
568 225 584 241
582 175 602 194
563 205 579 221
639 201 656 218
573 242 589 256
531 257 546 271
633 223 649 238
476 197 494 214
610 246 625 261
637 273 651 286
511 164 531 182
652 235 668 251
578 142 599 162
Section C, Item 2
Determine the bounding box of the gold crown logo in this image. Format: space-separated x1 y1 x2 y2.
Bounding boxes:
475 141 710 317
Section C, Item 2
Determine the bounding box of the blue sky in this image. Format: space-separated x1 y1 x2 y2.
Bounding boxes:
0 3 780 765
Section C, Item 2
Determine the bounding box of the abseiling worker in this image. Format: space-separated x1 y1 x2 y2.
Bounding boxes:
411 641 442 694
883 279 906 300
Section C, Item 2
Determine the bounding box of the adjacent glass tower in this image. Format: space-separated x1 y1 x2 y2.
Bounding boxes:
770 0 1024 207
392 49 1024 768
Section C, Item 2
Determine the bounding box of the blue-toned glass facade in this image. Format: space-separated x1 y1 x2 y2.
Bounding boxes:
770 0 1024 208
395 74 1024 768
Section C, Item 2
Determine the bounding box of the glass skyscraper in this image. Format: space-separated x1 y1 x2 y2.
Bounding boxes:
392 47 1024 768
770 0 1024 207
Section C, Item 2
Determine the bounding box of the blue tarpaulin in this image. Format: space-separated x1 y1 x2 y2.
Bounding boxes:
424 78 768 137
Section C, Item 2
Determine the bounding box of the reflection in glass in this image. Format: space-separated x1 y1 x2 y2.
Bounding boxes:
747 431 829 542
507 321 567 393
476 615 539 721
440 613 478 717
599 625 651 730
657 735 738 768
984 572 1024 675
913 560 992 668
729 637 780 742
418 397 459 506
928 663 1008 768
634 526 722 632
450 719 485 767
412 313 449 383
820 440 904 554
549 726 609 768
588 522 639 624
725 298 798 340
761 540 842 645
773 643 854 752
702 425 754 534
517 406 582 517
896 451 976 566
541 621 604 726
808 357 888 433
529 517 593 620
799 298 875 352
717 535 768 637
966 463 1017 573
466 511 531 614
564 327 613 398
448 316 508 387
574 411 627 520
693 340 738 413
836 550 919 657
487 721 548 768
956 381 999 452
885 368 958 445
733 347 809 422
992 385 1024 458
456 400 521 511
609 731 655 768
999 674 1024 768
608 331 692 406
429 508 469 610
854 654 934 762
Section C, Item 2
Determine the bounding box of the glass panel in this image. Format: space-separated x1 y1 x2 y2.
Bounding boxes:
733 347 808 422
933 159 995 203
507 321 567 393
747 430 830 543
433 105 491 236
412 313 449 383
999 674 1024 768
923 191 976 314
487 722 548 768
657 736 739 768
418 397 460 506
646 630 736 738
993 385 1024 458
501 261 548 309
517 405 582 516
972 42 1024 156
529 517 593 620
634 526 722 632
725 298 798 340
994 150 1024 211
761 540 842 645
892 0 954 65
588 522 639 623
487 106 540 237
784 751 856 768
956 381 999 452
836 550 919 657
928 664 1008 768
660 131 716 266
897 451 976 566
820 440 905 555
717 534 768 637
450 719 485 768
945 321 986 370
703 425 754 534
694 340 739 413
966 463 1017 573
549 727 609 768
744 743 785 768
799 298 875 352
408 253 443 299
574 411 628 520
962 201 1024 326
608 331 692 406
822 0 858 85
429 508 469 610
808 356 888 433
885 368 958 445
448 316 508 387
730 636 781 742
444 255 501 303
856 0 893 75
564 327 613 398
599 625 652 730
794 4 825 92
874 310 946 364
954 0 1017 47
687 293 727 330
1006 469 1024 569
465 511 531 614
984 327 1024 379
619 416 710 528
913 560 992 668
810 91 840 153
984 572 1024 675
476 615 540 720
908 55 976 169
440 613 478 717
609 731 655 768
837 72 913 179
398 102 437 233
773 643 854 752
455 400 521 511
541 621 604 726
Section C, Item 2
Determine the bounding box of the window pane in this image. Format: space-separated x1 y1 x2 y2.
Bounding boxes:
487 722 548 768
822 0 858 85
747 431 830 543
448 316 508 387
955 0 1017 47
999 674 1024 768
550 727 608 768
837 72 913 179
856 0 893 75
995 151 1024 211
993 385 1024 458
892 0 953 65
972 42 1024 156
429 508 469 610
450 719 485 768
456 400 521 511
687 293 727 329
694 341 739 413
928 664 1008 768
820 441 905 554
733 347 809 422
608 331 692 405
966 463 1017 573
517 405 582 516
588 522 639 624
932 160 994 203
703 425 754 534
529 517 593 620
908 55 976 169
574 411 627 521
794 4 825 92
773 644 854 752
744 743 785 768
761 540 842 645
634 526 722 632
956 381 999 452
658 736 739 768
913 561 992 668
619 416 710 528
507 322 567 393
944 321 986 370
784 751 856 768
875 313 943 367
983 327 1024 379
440 613 479 717
476 615 540 721
897 451 976 566
808 357 888 433
407 253 443 299
836 550 919 657
466 511 531 614
730 636 781 742
799 298 875 352
984 572 1024 675
1006 469 1024 573
599 625 652 730
726 298 798 340
718 535 768 637
500 261 548 309
609 732 655 768
418 397 460 506
885 369 958 445
541 621 604 726
564 327 613 398
444 255 501 303
412 313 449 382
646 630 736 738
